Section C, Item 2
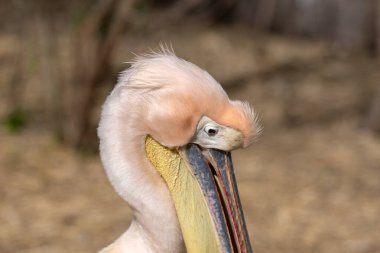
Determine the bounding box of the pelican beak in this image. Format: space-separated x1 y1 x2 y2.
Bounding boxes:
145 137 252 253
182 144 252 253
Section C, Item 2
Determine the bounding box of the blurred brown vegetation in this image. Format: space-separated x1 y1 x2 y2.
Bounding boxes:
1 0 380 253
1 0 380 148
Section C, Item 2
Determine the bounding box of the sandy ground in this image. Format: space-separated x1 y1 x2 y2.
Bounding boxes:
1 24 380 252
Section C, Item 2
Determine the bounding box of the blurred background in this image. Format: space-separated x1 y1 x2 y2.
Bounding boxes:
1 0 380 252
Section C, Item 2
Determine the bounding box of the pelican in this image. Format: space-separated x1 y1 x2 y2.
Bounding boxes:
98 48 260 253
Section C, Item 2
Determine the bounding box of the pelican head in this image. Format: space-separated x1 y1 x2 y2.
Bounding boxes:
98 48 261 253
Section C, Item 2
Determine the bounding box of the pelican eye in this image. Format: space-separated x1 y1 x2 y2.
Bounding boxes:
205 125 218 137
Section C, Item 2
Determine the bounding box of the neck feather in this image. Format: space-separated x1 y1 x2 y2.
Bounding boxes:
98 90 184 252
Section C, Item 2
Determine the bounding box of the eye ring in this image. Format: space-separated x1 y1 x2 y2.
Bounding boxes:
204 125 218 137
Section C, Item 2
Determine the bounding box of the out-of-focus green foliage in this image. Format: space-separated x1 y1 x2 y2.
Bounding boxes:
99 8 115 39
133 0 153 13
2 109 28 133
70 9 87 28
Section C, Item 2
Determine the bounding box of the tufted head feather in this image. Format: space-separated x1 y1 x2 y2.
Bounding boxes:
115 48 261 148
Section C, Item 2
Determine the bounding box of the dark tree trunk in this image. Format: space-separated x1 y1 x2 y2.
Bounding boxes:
66 0 134 149
366 88 380 133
